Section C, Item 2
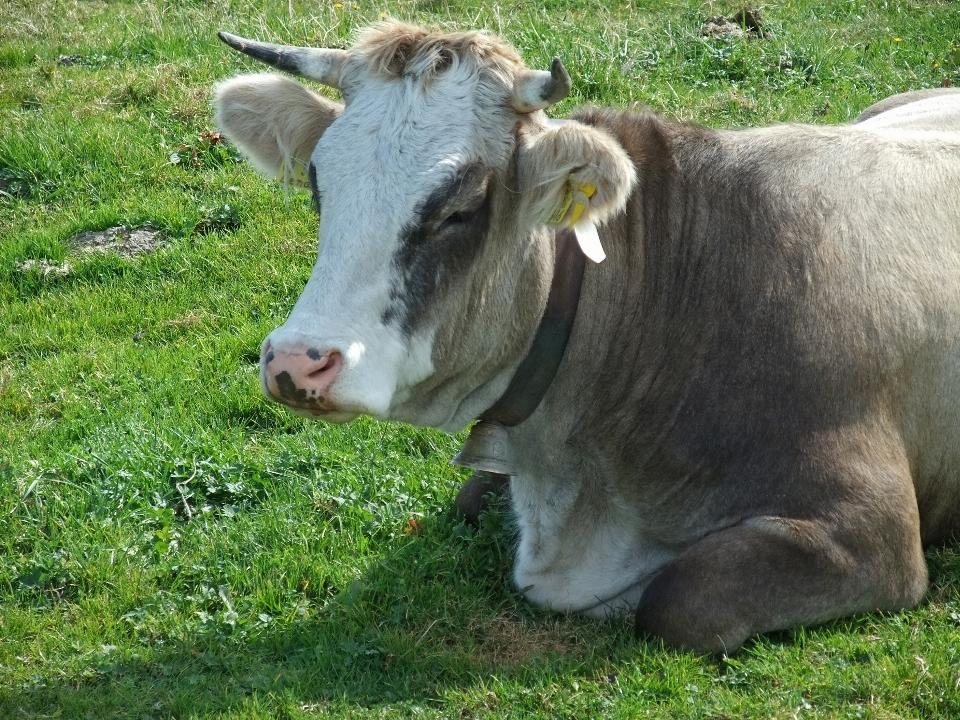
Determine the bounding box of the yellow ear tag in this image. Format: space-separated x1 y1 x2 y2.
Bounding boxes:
547 182 596 225
546 181 605 263
276 160 312 189
547 185 574 224
569 182 597 224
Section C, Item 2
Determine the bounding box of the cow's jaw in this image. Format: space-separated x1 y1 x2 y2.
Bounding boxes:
260 66 521 428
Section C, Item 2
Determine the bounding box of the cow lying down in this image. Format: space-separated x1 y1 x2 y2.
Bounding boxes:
213 21 960 652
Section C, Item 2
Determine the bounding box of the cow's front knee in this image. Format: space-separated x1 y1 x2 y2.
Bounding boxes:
453 470 510 525
635 517 927 654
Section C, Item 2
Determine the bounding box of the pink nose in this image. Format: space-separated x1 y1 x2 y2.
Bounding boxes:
261 341 343 412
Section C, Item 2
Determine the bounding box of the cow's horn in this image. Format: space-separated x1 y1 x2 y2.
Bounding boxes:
218 31 347 89
511 58 572 113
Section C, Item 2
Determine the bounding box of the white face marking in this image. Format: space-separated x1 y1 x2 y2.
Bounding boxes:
264 63 514 424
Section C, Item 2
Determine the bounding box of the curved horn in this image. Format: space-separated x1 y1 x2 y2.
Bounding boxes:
511 57 572 113
218 31 347 89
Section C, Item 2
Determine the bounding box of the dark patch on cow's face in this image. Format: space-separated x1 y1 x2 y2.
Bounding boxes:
381 163 492 334
274 371 325 407
306 347 322 361
274 370 314 405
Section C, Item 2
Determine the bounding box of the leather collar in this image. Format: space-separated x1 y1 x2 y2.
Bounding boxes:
480 226 586 426
452 227 586 474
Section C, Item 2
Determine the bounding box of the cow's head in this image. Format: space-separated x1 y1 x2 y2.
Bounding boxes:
214 23 634 431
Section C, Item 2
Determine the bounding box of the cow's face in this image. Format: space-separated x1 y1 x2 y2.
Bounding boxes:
214 23 634 431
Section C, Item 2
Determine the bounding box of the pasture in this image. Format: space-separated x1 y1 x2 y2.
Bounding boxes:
3 0 960 717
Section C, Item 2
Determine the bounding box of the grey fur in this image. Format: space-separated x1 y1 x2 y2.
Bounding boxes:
506 103 960 651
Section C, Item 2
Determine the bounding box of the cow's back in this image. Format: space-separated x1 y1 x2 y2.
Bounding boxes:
854 87 960 131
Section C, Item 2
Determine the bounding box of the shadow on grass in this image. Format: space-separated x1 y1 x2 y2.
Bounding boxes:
11 506 954 718
3 502 640 718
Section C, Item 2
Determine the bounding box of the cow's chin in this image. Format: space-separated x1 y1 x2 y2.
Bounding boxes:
518 569 652 619
385 401 474 434
385 396 500 434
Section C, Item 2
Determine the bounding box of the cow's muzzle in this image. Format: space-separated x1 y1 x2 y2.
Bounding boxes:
260 339 343 415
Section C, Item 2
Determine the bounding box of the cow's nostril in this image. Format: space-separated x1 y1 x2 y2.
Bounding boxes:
307 351 341 379
262 344 343 411
261 340 275 365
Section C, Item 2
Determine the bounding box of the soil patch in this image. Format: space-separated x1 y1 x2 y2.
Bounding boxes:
701 8 769 39
68 226 166 257
14 259 71 278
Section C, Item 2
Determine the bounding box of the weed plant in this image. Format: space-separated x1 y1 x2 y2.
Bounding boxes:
2 0 960 717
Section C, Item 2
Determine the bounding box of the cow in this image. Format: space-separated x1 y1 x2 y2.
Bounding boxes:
213 21 960 653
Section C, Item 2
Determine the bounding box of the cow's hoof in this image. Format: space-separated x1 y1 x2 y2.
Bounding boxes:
453 470 510 526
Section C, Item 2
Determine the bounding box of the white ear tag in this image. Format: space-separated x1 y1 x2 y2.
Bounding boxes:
574 220 605 263
545 180 606 262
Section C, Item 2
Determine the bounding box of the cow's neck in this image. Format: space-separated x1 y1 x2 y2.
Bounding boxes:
458 111 689 485
451 226 586 474
514 109 715 480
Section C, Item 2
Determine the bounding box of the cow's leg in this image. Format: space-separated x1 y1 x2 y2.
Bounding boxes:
453 470 510 525
635 506 927 653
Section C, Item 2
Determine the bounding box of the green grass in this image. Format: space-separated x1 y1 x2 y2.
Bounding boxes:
2 0 960 717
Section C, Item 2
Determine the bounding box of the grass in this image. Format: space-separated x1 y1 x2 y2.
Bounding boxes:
2 0 960 717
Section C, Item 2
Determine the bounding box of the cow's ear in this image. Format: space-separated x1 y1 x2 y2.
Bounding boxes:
517 121 635 229
213 73 343 187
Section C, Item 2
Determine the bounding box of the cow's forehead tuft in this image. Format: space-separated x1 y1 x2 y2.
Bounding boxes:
344 21 525 87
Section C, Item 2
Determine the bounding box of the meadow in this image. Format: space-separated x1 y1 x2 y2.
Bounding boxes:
2 0 960 717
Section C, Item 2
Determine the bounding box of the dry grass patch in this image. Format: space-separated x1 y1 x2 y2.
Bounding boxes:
475 616 587 667
161 310 213 328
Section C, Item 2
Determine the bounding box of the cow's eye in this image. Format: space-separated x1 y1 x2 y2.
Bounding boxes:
440 191 489 231
439 208 476 232
419 166 490 238
442 210 469 226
